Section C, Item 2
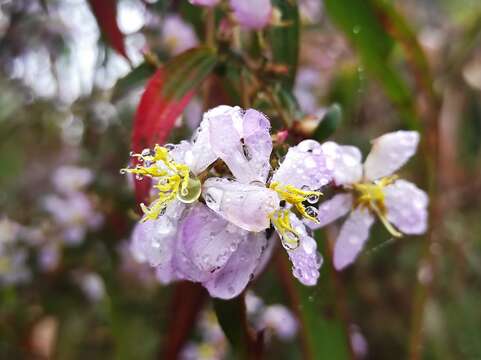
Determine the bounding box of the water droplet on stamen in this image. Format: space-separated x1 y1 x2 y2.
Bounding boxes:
305 206 318 218
307 194 319 204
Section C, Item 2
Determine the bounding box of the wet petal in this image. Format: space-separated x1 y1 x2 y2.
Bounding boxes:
309 193 353 229
384 179 428 235
175 203 249 283
204 232 267 299
273 140 331 190
207 106 272 184
230 0 272 30
287 215 322 286
364 131 420 181
189 111 218 174
333 208 374 270
203 178 279 232
321 141 363 185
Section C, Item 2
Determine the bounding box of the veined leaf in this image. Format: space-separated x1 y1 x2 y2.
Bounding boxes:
131 46 217 204
88 0 129 61
269 0 300 89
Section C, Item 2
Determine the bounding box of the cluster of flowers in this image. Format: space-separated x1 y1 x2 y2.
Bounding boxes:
124 105 428 300
181 291 297 359
0 165 104 287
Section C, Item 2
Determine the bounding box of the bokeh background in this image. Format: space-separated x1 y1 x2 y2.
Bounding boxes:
1 0 481 359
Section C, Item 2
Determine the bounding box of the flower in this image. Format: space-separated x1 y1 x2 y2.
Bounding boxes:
126 108 274 298
52 166 93 194
0 217 31 285
202 106 332 286
43 192 103 245
313 131 428 270
161 15 198 55
229 0 272 30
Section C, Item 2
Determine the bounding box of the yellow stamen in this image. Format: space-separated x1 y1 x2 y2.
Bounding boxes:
270 209 300 249
353 175 402 238
269 181 321 223
121 145 201 221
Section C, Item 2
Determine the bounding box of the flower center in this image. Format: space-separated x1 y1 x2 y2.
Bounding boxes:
268 182 322 249
269 182 321 223
270 209 300 250
121 145 201 221
352 175 402 237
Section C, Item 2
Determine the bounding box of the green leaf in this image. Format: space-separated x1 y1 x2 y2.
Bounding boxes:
324 0 417 127
269 0 300 89
312 103 343 141
112 62 156 102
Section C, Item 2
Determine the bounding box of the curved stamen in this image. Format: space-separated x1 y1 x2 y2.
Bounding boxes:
270 209 300 250
121 145 200 221
269 182 322 223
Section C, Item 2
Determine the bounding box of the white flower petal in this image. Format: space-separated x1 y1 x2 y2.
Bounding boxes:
272 140 331 190
333 208 374 270
203 178 279 232
364 131 419 181
174 204 249 283
287 215 322 286
189 113 218 174
204 232 267 299
321 141 363 185
207 106 272 184
384 179 428 235
310 193 353 229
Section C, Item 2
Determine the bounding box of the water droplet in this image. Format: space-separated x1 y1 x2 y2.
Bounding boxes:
307 194 319 204
305 206 318 218
164 143 175 151
129 151 135 156
353 25 361 34
120 169 127 174
141 148 151 157
228 286 235 294
135 174 144 180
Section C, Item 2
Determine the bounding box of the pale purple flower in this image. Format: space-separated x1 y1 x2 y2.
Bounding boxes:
202 106 332 287
127 110 273 299
350 324 368 359
52 166 93 194
314 131 428 270
43 192 103 245
0 217 31 285
259 304 298 340
162 15 198 55
294 67 324 116
189 0 221 7
75 272 106 302
230 0 272 30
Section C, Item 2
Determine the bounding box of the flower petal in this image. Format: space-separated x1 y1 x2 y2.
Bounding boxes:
287 215 322 286
333 208 374 270
272 140 331 190
230 0 272 30
207 106 272 184
384 179 428 235
364 131 420 181
174 203 249 283
204 232 267 299
203 178 279 232
189 112 218 174
309 193 353 229
321 141 363 185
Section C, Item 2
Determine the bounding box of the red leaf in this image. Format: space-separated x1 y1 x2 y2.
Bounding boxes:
88 0 129 61
162 282 207 359
131 68 195 205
